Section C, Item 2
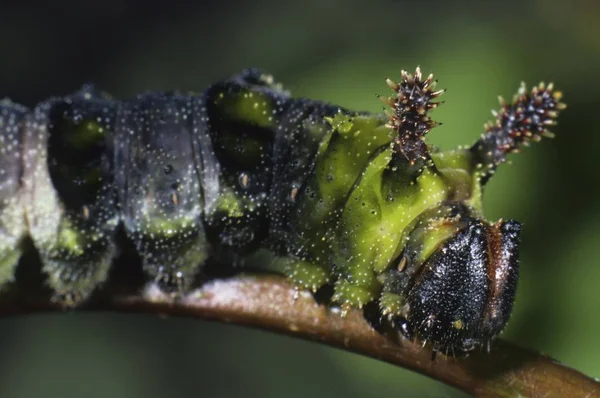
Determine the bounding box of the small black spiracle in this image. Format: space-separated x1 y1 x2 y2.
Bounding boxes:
0 68 565 356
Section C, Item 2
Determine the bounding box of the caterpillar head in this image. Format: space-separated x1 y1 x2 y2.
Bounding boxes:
392 205 521 354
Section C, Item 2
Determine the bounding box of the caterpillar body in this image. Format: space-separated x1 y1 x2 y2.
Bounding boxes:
0 68 564 354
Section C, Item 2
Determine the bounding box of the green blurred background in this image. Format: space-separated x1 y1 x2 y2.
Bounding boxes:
0 0 599 396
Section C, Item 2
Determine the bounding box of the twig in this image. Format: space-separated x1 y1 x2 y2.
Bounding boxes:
1 274 598 398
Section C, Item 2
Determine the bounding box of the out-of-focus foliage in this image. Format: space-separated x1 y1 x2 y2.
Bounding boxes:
0 0 598 397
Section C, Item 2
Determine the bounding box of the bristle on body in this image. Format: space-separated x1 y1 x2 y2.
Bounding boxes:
383 67 445 165
471 81 566 182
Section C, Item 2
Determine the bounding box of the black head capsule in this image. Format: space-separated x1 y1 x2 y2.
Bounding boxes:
396 217 521 354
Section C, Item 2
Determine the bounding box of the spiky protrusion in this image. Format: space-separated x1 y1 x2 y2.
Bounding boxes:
382 67 445 165
472 82 566 182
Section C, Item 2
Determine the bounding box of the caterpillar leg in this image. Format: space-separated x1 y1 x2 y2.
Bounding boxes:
284 259 329 293
245 249 329 293
38 220 117 306
379 291 406 320
470 82 566 184
332 279 379 312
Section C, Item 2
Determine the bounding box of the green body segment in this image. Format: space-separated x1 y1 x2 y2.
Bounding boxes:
208 87 278 190
201 72 289 253
205 75 485 314
286 117 483 312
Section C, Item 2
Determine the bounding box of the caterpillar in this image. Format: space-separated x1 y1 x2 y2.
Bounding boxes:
0 68 564 354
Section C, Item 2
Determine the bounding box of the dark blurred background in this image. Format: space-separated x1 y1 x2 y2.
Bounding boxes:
0 0 598 397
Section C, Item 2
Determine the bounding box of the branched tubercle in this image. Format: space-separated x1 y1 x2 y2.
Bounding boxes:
381 67 445 166
471 82 566 184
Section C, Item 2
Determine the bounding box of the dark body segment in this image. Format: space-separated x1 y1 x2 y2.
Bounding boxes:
201 70 286 253
268 99 347 255
46 85 117 216
114 92 208 291
25 87 120 304
0 100 28 286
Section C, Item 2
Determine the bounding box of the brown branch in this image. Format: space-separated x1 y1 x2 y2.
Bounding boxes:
1 274 599 398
